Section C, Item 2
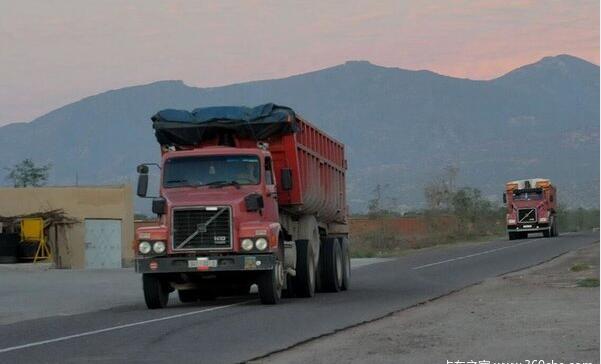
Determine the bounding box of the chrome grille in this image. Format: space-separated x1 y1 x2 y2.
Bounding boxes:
172 207 232 250
518 208 537 223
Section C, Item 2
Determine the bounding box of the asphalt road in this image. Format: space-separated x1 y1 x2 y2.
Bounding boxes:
0 231 598 364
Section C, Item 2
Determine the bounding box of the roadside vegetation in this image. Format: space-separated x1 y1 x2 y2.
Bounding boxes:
4 158 52 187
350 167 599 258
577 278 600 288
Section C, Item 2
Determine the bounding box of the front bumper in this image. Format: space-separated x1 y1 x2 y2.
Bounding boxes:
135 254 276 274
507 223 550 233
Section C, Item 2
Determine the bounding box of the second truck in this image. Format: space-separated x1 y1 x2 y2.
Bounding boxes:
135 103 350 307
504 178 558 240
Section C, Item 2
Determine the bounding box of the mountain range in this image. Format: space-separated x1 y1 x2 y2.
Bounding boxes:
0 54 598 212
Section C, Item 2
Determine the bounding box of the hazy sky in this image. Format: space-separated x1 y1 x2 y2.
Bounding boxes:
0 0 598 126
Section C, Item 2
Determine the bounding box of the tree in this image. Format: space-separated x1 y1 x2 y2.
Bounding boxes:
367 184 399 218
5 159 52 187
424 165 459 210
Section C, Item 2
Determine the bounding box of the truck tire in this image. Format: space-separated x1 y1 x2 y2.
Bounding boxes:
321 238 343 292
553 221 559 237
143 274 169 309
178 289 198 303
258 261 283 304
543 228 551 238
293 239 316 297
340 237 351 291
508 232 517 241
282 275 296 298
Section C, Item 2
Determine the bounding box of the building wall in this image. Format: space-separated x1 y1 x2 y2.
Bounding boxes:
0 186 133 269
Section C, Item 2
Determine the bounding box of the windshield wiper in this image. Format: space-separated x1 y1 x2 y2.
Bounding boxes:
165 179 201 187
205 180 241 189
165 179 189 185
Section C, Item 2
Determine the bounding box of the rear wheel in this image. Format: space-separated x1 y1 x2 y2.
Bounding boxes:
258 261 283 304
293 239 316 297
340 237 351 291
282 274 296 298
143 274 169 309
321 238 343 292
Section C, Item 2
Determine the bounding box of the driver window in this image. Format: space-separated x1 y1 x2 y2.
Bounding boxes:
265 157 274 185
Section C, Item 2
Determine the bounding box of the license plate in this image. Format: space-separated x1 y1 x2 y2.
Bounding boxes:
244 256 257 270
188 257 217 270
523 224 532 228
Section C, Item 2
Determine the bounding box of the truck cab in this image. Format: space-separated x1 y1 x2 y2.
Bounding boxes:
504 178 558 240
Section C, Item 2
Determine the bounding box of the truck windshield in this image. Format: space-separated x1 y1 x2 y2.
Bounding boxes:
163 155 260 188
513 191 543 201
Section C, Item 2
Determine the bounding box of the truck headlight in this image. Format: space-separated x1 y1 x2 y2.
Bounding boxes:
138 241 152 254
241 238 254 251
255 237 268 251
152 241 166 254
539 217 548 223
507 218 516 225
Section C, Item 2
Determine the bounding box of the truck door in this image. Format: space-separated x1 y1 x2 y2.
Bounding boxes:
263 157 279 220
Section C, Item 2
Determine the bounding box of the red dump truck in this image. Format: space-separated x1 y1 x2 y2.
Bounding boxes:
503 178 558 240
135 104 350 307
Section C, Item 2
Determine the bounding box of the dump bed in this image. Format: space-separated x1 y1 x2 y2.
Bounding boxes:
505 178 557 211
270 117 347 224
151 103 347 225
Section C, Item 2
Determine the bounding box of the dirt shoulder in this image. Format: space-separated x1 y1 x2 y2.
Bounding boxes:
256 243 600 364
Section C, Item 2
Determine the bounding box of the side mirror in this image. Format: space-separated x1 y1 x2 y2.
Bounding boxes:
137 174 148 197
502 193 507 204
136 163 161 198
245 193 264 212
281 168 293 191
152 198 166 215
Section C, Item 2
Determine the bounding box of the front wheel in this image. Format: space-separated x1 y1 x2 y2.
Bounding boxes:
543 228 551 238
143 274 169 309
258 261 283 304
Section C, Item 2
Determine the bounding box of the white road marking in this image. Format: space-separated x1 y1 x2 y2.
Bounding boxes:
351 258 395 269
412 238 542 270
0 300 253 354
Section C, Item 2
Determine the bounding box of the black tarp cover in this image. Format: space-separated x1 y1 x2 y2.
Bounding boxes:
152 103 298 146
